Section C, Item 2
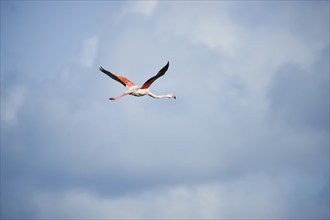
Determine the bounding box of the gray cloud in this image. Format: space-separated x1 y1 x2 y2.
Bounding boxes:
269 49 329 131
1 1 329 219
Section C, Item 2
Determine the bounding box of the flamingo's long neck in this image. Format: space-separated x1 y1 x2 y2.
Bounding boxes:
148 92 172 99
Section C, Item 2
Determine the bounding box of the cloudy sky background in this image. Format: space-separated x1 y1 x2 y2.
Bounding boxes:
1 1 329 219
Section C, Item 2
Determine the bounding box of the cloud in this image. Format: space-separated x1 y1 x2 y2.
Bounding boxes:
124 1 158 18
155 2 241 55
268 50 329 131
31 177 282 219
32 173 329 219
1 1 329 219
1 84 26 126
79 35 99 68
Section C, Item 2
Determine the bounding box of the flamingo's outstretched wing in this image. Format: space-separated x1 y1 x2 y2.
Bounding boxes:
99 66 136 88
140 61 169 89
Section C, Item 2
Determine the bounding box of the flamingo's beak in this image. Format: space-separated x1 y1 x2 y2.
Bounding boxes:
174 95 176 99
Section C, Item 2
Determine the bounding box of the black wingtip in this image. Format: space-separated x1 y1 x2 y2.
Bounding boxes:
162 61 169 73
99 66 109 74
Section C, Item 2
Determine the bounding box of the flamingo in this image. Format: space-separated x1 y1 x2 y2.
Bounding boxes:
99 61 176 100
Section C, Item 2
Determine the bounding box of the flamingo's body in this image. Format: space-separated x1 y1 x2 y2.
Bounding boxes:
99 61 176 100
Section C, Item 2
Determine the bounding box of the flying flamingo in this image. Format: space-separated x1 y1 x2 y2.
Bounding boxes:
99 61 176 100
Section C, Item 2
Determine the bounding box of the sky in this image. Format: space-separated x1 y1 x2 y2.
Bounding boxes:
1 1 329 219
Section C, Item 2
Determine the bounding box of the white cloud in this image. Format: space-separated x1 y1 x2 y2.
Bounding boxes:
33 172 329 219
124 1 158 18
1 84 26 126
34 174 295 219
2 2 328 219
79 35 99 68
191 18 240 56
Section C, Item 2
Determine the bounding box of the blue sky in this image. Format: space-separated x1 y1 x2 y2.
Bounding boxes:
1 1 329 219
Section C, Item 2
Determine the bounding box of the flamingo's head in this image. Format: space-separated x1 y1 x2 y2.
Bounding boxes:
169 94 176 99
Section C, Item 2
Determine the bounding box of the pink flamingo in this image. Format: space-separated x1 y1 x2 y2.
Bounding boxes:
99 62 176 100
